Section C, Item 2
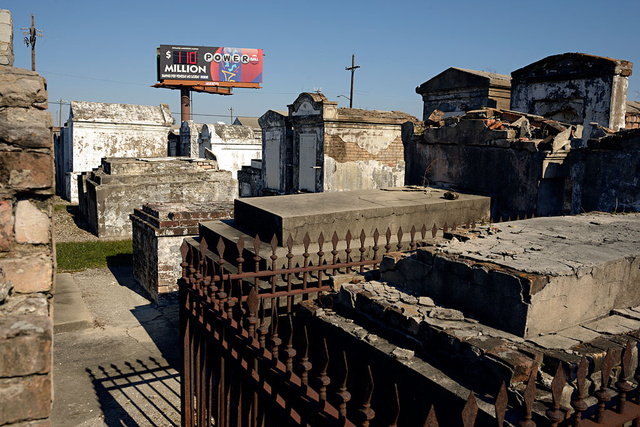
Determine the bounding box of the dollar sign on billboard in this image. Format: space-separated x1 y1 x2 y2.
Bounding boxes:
166 50 171 59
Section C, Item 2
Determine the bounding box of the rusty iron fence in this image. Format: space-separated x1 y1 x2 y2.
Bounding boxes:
179 223 640 426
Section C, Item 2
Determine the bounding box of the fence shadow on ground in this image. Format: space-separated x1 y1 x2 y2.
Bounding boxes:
86 357 180 427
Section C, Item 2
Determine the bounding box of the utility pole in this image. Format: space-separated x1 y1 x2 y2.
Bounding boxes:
53 99 67 127
345 54 360 108
229 107 234 124
21 15 43 71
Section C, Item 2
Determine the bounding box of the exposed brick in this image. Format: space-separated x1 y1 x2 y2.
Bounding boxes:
0 374 51 425
0 254 53 294
14 200 50 244
0 107 52 148
0 199 13 251
0 315 52 377
0 151 54 190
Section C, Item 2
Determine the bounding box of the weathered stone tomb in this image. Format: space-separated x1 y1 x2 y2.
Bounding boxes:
55 101 173 203
80 157 237 238
131 202 233 301
239 93 419 196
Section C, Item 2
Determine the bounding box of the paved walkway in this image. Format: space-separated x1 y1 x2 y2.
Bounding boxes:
52 266 181 426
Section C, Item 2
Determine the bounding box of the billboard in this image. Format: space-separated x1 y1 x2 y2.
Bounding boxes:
157 45 262 85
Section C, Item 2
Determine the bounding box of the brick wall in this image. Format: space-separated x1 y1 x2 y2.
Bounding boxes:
0 14 55 426
324 134 404 167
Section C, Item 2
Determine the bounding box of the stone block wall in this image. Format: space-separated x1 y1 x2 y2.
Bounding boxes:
0 18 55 426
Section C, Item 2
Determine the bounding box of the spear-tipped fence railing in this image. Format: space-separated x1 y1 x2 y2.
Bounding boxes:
179 223 640 426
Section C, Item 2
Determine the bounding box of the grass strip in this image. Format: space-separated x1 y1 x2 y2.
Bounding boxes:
56 240 133 272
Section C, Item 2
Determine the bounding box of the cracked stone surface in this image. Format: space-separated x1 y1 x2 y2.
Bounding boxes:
441 213 640 276
381 212 640 337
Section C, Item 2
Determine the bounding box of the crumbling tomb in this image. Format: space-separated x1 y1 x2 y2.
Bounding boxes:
79 157 237 238
405 52 640 220
131 201 233 301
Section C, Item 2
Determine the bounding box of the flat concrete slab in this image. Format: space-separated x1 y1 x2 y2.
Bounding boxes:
235 187 490 245
382 213 640 337
53 273 93 333
52 267 180 426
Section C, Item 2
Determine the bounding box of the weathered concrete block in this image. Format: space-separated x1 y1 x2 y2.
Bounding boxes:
0 315 52 377
233 188 490 246
131 201 233 301
14 200 50 244
84 158 237 238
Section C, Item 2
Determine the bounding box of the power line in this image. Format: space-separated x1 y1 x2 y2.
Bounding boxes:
39 70 149 86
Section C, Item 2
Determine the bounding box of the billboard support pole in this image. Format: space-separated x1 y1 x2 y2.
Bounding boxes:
181 87 191 122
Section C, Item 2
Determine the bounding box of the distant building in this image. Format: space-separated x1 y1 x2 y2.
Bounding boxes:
232 116 261 132
415 67 511 120
55 101 172 202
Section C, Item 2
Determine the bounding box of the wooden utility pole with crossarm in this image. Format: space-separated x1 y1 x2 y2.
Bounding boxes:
21 15 43 71
345 54 360 108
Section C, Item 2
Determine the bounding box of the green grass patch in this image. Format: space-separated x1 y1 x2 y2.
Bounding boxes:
54 204 70 212
56 240 133 272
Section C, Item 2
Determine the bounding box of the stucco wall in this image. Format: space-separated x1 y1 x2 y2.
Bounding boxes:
322 123 405 191
511 76 617 139
199 123 261 178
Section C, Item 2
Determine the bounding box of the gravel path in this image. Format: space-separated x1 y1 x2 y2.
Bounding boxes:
53 196 122 242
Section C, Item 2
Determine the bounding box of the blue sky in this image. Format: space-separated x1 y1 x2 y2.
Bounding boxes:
5 0 640 126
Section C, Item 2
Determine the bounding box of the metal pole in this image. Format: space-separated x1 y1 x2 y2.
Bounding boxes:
181 87 190 122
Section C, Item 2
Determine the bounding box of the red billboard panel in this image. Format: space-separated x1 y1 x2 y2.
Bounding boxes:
158 45 263 85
